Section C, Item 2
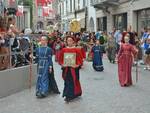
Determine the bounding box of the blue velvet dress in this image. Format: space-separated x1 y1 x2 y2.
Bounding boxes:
36 46 53 96
92 45 104 71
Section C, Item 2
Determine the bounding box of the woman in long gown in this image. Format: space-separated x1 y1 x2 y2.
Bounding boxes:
118 36 138 87
36 36 60 98
106 35 116 63
92 40 104 71
59 36 82 102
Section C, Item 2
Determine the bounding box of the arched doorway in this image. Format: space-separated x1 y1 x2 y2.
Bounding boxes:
89 17 94 32
37 21 44 30
47 21 54 26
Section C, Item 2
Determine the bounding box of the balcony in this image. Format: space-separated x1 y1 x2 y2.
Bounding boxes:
91 0 120 9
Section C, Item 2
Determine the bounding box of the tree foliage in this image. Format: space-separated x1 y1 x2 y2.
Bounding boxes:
18 0 33 6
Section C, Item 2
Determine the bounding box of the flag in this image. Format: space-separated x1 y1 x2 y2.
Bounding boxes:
16 5 23 16
36 0 48 6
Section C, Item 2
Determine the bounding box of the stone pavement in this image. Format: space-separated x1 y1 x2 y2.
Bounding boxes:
0 59 150 113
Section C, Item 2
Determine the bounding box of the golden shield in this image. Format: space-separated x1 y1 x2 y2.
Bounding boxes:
70 19 81 32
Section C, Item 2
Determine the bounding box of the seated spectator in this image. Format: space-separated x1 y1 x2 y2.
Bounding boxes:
0 32 10 70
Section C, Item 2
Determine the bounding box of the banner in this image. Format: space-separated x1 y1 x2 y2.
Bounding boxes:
42 6 49 16
36 0 54 6
16 5 23 16
36 0 47 6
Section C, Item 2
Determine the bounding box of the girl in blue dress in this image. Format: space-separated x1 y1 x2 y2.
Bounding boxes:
92 40 104 71
36 36 60 98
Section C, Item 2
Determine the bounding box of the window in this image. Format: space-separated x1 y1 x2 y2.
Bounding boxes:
62 2 64 15
70 0 72 12
0 1 4 16
38 6 42 17
91 0 94 4
97 17 107 32
137 8 150 36
73 0 75 11
75 0 78 10
114 13 127 31
66 0 68 13
83 0 86 7
78 0 80 9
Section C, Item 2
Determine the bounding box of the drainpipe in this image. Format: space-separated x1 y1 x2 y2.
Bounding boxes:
74 0 77 19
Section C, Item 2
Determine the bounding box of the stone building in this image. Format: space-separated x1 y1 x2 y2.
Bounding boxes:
0 0 31 30
58 0 87 32
59 0 150 35
32 0 58 32
92 0 150 35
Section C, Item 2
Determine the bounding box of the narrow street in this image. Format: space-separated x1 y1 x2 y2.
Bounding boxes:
0 0 150 113
0 59 150 113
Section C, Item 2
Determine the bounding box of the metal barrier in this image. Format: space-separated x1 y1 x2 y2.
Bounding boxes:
0 34 42 71
0 34 43 98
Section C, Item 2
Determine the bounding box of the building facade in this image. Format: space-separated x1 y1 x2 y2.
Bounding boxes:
1 0 31 30
59 0 150 35
58 0 89 32
32 0 59 32
91 0 150 35
16 6 31 30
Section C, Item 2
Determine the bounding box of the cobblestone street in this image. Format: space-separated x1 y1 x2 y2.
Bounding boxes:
0 59 150 113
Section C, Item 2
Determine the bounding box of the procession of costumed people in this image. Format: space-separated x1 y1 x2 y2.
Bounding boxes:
33 29 143 102
1 15 149 103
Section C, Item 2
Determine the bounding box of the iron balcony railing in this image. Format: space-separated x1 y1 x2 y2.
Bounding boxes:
91 0 120 6
91 0 133 6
